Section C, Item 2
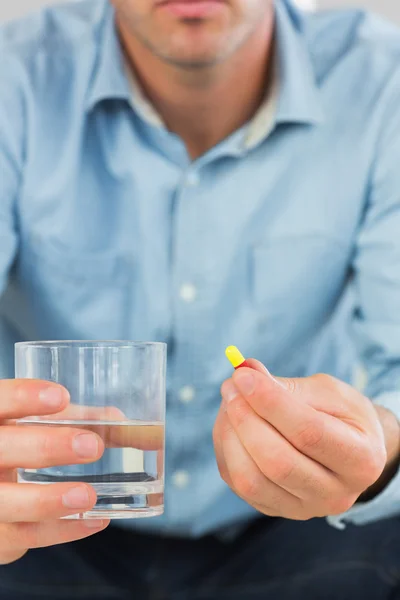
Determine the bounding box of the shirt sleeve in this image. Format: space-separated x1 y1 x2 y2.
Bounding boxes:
0 50 24 298
328 69 400 530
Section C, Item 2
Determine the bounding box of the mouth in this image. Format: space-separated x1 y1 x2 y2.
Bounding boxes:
157 0 226 20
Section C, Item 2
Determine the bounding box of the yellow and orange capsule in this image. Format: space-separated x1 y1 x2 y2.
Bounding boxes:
225 346 251 370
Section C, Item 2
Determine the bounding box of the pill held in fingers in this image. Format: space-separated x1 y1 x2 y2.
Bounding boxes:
225 346 251 370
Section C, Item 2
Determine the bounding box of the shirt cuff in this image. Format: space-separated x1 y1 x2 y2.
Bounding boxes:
327 391 400 530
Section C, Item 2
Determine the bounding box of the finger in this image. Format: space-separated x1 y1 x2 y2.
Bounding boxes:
31 405 164 451
37 404 126 422
0 541 27 565
222 381 349 508
220 409 302 518
101 422 164 450
0 483 98 522
0 470 17 484
0 380 69 420
0 425 104 469
231 368 367 474
157 448 164 479
242 358 269 375
1 519 109 554
213 403 234 488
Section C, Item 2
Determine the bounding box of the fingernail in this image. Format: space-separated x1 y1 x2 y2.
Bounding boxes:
39 387 67 408
234 372 255 396
222 381 238 404
84 519 106 529
72 433 99 458
62 486 91 509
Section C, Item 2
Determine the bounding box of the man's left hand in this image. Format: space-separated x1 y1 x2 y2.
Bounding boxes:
213 360 400 520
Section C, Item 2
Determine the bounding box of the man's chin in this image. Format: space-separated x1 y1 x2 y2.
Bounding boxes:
159 32 228 68
161 50 223 69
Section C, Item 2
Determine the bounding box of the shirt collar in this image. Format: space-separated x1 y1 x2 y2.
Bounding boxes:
85 2 131 111
274 0 325 125
244 53 280 150
123 56 165 128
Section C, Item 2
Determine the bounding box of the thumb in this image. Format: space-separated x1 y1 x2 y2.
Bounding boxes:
243 359 297 393
232 361 311 429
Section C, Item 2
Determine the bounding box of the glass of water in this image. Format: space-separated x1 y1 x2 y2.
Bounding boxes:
15 341 166 520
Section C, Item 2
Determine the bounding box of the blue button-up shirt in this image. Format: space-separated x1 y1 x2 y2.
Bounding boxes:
1 0 400 537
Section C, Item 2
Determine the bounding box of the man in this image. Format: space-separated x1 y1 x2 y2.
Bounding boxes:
0 0 399 597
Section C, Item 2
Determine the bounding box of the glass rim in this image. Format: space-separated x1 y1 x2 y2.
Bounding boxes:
15 340 167 350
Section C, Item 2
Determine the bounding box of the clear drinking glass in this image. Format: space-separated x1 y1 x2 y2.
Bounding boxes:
15 341 166 519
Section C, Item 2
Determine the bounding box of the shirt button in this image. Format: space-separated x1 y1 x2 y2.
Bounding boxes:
180 283 197 303
185 172 200 187
172 470 190 489
179 386 196 404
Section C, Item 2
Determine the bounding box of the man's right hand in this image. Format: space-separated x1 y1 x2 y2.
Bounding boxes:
0 379 109 565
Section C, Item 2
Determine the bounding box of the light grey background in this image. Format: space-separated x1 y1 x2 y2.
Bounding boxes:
0 0 61 21
1 1 400 24
319 0 400 23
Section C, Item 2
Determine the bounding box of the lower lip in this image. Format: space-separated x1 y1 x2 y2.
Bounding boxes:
160 1 225 19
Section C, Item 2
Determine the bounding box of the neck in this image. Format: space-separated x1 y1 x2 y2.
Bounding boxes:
117 14 275 160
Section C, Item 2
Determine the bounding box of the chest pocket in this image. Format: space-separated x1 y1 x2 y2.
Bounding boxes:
252 234 351 345
20 235 134 340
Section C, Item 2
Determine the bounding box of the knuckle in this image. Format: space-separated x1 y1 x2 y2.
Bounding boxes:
346 438 387 489
267 455 295 486
302 473 330 500
311 373 338 391
358 448 386 487
326 494 357 516
231 469 262 500
293 419 325 452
